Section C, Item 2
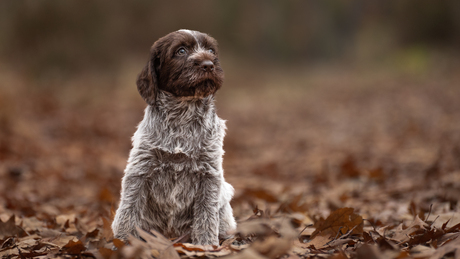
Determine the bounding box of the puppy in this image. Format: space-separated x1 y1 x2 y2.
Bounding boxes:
112 30 236 246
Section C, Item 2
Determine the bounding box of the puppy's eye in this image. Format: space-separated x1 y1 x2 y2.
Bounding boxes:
208 49 215 54
176 48 187 56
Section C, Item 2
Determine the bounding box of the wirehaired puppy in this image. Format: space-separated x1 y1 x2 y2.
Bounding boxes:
112 30 236 246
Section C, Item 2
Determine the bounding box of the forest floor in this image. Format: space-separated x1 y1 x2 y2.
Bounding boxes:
1 58 460 258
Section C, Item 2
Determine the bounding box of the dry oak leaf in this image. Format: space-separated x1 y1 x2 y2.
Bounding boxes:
0 215 27 238
430 236 460 259
391 215 428 244
412 236 460 259
311 207 363 239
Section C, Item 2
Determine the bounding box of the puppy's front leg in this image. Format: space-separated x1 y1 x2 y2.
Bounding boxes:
192 174 220 246
112 172 150 241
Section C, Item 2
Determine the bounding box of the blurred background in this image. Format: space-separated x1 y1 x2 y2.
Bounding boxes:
1 0 460 225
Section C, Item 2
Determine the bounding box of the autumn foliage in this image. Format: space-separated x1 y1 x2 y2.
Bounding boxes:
1 62 460 258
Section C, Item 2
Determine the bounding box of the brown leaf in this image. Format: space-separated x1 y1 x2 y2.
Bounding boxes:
441 218 451 230
131 227 180 259
17 235 39 249
0 215 27 238
101 217 113 240
447 222 460 233
368 167 386 182
174 243 232 257
356 244 384 259
410 244 436 258
223 248 267 259
253 162 280 179
363 231 374 244
173 242 206 252
326 238 357 248
375 236 398 251
311 207 363 238
277 194 309 213
15 251 47 258
437 232 460 247
85 228 99 238
391 215 428 243
113 238 125 249
61 239 86 255
395 251 410 259
329 251 349 259
20 217 44 233
407 227 445 247
305 234 333 249
241 189 279 203
236 219 274 237
74 218 88 234
340 156 361 178
98 247 117 259
429 236 460 259
45 235 79 247
98 187 115 203
251 235 292 259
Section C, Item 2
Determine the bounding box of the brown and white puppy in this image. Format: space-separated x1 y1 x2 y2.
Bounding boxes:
112 30 236 246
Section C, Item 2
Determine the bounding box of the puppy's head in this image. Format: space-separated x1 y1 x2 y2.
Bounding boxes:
137 30 224 105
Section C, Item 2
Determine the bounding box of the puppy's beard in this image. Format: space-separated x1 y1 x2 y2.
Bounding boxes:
194 79 221 98
193 80 219 98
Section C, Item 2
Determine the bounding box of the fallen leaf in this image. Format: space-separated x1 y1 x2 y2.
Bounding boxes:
61 239 86 255
98 247 117 259
14 251 47 258
240 189 279 203
98 187 115 203
130 227 180 259
340 156 361 178
305 234 332 249
311 207 363 238
85 228 99 238
251 235 292 259
223 247 267 259
0 215 27 238
429 236 460 259
46 235 79 247
391 215 428 243
356 244 384 259
236 219 274 237
277 194 309 214
101 217 113 240
410 244 436 258
113 238 125 249
20 217 44 232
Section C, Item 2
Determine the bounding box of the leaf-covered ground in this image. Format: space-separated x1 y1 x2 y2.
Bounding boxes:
1 61 460 258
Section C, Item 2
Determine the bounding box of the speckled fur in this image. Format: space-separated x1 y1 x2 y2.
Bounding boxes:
112 30 236 246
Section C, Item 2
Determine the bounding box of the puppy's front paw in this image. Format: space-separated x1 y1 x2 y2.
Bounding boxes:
192 232 219 247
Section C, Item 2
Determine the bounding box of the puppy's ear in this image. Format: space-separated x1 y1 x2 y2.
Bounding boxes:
137 50 159 106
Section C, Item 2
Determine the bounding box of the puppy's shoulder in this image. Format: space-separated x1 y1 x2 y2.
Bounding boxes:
217 116 227 130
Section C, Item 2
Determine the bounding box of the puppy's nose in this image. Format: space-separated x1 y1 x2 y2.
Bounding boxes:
200 60 214 72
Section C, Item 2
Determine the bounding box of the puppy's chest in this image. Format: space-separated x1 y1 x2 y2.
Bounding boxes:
152 119 223 164
151 169 200 209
